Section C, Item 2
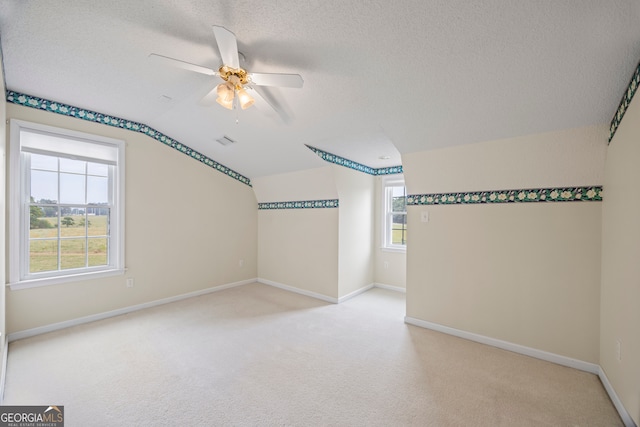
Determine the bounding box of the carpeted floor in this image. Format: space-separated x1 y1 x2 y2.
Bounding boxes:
3 283 623 426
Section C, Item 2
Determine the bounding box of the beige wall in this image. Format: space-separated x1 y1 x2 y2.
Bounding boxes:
601 93 640 424
254 167 340 298
5 104 258 334
403 125 607 364
334 165 375 297
258 208 339 298
252 166 337 203
407 202 601 362
403 125 607 194
253 165 377 299
373 176 406 289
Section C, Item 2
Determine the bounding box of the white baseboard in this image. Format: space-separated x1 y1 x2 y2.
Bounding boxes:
598 366 637 427
404 316 599 374
7 278 257 342
373 283 406 293
338 284 374 303
404 316 639 426
257 279 388 304
7 278 391 343
257 278 338 303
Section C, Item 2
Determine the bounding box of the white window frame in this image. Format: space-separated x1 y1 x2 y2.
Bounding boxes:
382 175 407 252
9 119 125 290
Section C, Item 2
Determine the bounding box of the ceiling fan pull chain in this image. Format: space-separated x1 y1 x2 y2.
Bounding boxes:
235 96 240 124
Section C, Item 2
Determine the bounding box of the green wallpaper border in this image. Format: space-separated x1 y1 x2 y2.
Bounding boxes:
306 145 403 176
407 186 603 206
609 59 640 143
6 90 252 187
258 199 339 209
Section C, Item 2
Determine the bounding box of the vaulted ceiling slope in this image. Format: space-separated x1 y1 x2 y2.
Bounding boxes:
1 1 639 179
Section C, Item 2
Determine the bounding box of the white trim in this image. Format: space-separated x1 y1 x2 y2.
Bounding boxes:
7 278 256 342
257 278 338 303
383 244 407 253
8 121 21 287
9 268 125 290
380 245 407 254
404 317 637 425
256 279 407 303
8 119 126 287
373 283 406 293
338 283 374 303
382 175 407 251
404 316 599 374
598 367 637 427
381 247 406 254
0 335 8 404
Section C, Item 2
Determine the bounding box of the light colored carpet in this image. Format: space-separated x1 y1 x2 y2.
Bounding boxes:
3 283 622 426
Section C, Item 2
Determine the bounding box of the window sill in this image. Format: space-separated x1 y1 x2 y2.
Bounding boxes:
381 246 407 254
8 268 125 291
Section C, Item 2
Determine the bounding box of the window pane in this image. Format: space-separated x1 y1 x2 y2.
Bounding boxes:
87 162 108 177
391 214 407 245
30 210 58 238
29 239 58 273
383 181 407 249
30 170 58 203
88 238 108 267
61 239 86 270
41 205 59 220
60 158 86 174
60 212 86 237
391 186 406 212
87 176 109 204
31 153 58 171
88 212 108 236
60 173 86 204
16 123 123 283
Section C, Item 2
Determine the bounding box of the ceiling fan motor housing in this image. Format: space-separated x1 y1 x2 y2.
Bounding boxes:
219 65 249 89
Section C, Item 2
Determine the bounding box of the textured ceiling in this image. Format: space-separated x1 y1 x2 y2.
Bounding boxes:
1 1 639 179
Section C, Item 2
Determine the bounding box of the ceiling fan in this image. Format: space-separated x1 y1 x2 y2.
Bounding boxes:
149 25 303 114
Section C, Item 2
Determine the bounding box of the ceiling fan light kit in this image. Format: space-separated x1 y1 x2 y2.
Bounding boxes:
216 81 234 107
215 65 255 110
236 87 255 110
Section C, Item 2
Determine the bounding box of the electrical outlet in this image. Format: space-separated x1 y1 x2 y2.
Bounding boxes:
616 340 622 362
421 211 429 222
384 261 389 270
239 259 244 267
126 278 134 288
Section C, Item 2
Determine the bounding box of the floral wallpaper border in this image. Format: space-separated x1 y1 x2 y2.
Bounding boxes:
306 145 403 176
407 186 603 206
258 199 339 210
609 59 640 143
6 90 252 187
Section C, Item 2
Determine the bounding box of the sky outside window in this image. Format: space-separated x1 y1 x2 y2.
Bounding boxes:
30 153 109 204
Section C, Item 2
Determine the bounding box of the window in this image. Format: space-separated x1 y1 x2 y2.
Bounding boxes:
383 176 407 251
9 119 125 289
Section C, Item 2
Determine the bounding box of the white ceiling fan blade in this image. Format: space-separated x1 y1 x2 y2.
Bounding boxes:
198 85 220 106
246 86 276 113
148 53 217 76
212 25 240 69
247 86 290 122
249 72 304 88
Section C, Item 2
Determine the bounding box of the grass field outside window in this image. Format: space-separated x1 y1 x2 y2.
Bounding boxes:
29 215 109 273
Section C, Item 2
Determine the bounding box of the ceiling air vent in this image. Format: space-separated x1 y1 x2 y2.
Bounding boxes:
216 136 236 146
